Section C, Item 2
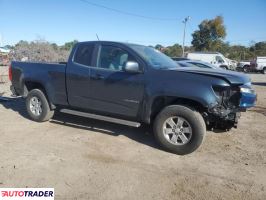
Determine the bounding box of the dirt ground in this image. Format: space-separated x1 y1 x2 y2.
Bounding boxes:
0 66 266 200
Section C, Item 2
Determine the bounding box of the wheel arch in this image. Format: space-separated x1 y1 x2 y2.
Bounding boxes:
24 81 55 109
146 96 207 124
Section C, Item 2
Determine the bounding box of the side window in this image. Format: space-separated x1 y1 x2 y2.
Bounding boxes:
215 56 224 63
97 45 134 71
74 44 94 66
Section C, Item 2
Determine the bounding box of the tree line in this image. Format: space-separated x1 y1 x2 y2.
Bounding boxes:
5 40 78 63
3 16 266 63
155 16 266 61
155 41 266 61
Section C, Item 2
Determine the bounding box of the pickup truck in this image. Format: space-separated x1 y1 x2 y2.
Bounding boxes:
9 41 257 155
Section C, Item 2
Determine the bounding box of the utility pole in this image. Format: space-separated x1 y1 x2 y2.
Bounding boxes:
182 16 190 57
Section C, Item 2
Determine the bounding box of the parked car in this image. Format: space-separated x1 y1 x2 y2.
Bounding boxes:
187 52 235 70
10 41 257 155
250 57 266 74
0 47 10 54
171 57 189 61
176 60 224 70
236 61 250 72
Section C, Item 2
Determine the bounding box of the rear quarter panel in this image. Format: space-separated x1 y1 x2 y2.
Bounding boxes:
11 61 68 105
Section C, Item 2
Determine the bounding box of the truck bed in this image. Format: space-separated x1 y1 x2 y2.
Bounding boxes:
11 61 68 106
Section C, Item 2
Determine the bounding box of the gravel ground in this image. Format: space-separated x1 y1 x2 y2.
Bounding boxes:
0 66 266 200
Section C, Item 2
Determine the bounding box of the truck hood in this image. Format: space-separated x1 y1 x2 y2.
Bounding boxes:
171 67 250 85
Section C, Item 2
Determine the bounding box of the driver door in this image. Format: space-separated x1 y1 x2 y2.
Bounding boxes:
88 44 145 118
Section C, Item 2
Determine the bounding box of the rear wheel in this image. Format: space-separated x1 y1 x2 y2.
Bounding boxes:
153 105 206 155
243 65 249 73
26 89 54 122
262 67 266 74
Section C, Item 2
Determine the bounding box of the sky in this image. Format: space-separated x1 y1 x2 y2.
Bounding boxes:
0 0 266 47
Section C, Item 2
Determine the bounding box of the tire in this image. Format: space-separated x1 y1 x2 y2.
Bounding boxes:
262 67 266 74
243 66 249 73
26 89 54 122
153 105 206 155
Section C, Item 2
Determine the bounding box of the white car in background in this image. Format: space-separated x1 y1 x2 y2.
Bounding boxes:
176 60 225 70
186 52 235 70
0 47 10 54
250 57 266 74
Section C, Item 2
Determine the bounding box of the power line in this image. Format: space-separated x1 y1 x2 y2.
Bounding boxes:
79 0 180 21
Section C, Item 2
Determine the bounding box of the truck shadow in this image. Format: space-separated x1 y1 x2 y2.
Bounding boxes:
0 96 30 119
50 112 159 150
0 97 160 150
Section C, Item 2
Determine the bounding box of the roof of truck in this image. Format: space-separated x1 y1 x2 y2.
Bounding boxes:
77 41 141 46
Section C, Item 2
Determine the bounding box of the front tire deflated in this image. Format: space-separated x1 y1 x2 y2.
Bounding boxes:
26 89 54 122
153 105 206 155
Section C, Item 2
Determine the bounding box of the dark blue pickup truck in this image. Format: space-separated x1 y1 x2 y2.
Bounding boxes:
9 41 256 154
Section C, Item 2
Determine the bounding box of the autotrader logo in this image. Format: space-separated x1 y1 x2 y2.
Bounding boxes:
0 188 54 200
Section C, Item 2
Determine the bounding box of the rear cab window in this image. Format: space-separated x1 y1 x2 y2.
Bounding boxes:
73 44 95 66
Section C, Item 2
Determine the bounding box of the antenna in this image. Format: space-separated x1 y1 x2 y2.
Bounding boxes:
96 34 100 41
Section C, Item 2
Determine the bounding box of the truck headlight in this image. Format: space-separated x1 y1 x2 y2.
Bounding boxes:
240 86 255 94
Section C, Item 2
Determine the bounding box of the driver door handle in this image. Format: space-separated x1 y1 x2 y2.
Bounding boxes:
92 74 104 80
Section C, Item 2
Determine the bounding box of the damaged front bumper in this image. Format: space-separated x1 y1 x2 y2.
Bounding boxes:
206 84 257 130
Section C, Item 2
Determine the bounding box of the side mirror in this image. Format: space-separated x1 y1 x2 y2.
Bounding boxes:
124 61 141 73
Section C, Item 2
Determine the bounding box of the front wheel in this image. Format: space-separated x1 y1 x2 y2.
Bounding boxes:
153 105 206 155
26 89 54 122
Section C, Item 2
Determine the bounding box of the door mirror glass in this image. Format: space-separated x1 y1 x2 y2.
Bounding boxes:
124 61 140 73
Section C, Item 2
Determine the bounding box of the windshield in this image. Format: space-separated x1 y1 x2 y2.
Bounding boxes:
128 44 178 69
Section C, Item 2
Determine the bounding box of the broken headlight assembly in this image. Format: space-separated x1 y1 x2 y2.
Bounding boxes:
240 85 255 94
239 84 257 108
212 85 241 108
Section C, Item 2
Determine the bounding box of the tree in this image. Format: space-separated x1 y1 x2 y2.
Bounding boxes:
155 44 163 50
163 44 183 57
62 40 78 50
192 16 226 51
11 40 70 62
3 45 13 49
250 42 266 57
